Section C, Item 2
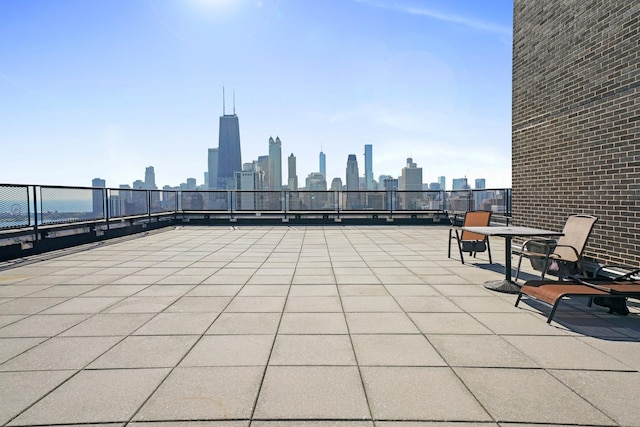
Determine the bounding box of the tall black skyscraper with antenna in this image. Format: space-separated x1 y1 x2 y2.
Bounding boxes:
217 88 242 190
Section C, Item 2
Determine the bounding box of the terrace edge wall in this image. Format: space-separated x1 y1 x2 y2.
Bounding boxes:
512 1 640 266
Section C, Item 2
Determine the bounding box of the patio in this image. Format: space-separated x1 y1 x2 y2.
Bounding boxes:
0 225 639 426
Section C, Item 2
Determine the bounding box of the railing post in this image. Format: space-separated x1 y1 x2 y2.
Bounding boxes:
32 186 39 242
105 188 110 231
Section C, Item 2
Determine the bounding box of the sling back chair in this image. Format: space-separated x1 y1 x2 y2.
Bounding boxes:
448 210 492 264
513 214 597 281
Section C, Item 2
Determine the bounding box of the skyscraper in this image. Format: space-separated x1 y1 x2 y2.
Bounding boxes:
145 166 157 190
319 150 326 179
288 153 298 190
475 178 486 189
345 154 360 208
208 148 218 190
346 154 359 191
217 90 242 190
452 178 469 190
364 144 373 190
268 136 282 191
91 178 105 217
401 158 423 209
438 176 446 191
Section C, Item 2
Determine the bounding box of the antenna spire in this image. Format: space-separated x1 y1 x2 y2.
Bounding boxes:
223 86 226 115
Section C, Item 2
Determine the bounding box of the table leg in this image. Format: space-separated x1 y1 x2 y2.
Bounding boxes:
483 235 522 294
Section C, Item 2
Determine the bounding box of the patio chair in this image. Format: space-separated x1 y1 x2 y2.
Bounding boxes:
513 214 597 281
448 210 492 264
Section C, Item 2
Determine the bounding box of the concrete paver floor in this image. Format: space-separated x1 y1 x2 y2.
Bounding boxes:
0 225 639 426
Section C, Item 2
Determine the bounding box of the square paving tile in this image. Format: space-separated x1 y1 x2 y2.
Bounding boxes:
0 336 121 371
225 297 286 313
180 335 274 366
166 296 232 313
288 285 338 296
284 296 343 312
279 313 348 334
454 367 616 425
89 335 197 368
0 337 46 364
341 296 402 312
134 312 219 335
395 296 463 312
237 285 290 297
61 313 154 336
82 284 149 297
207 313 281 335
502 335 634 370
0 314 89 337
428 335 537 368
105 296 179 313
9 368 169 426
40 296 124 314
0 297 68 315
134 366 263 421
409 313 493 335
186 285 243 296
346 313 419 334
361 366 491 421
384 285 440 297
0 370 75 425
352 334 446 366
135 284 196 297
337 285 389 296
551 370 640 426
270 334 355 365
254 366 370 419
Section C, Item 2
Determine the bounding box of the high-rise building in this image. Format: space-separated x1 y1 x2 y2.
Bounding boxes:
208 148 218 190
217 90 242 190
452 178 469 190
257 155 270 191
288 153 298 191
438 176 446 191
346 154 359 191
145 166 157 190
401 158 423 209
364 144 373 190
475 178 486 189
330 177 343 191
268 137 282 191
91 178 105 217
345 154 360 209
305 172 327 191
319 150 326 179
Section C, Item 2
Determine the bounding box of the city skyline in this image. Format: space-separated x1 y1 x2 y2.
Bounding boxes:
1 0 512 188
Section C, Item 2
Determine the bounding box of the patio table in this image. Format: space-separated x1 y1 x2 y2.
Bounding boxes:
461 226 564 294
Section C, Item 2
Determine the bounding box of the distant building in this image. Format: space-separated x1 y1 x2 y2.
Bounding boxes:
383 178 399 191
401 158 423 209
132 180 145 189
91 178 105 217
345 154 360 209
235 171 263 210
288 153 298 191
475 178 486 189
144 166 157 190
217 90 242 190
429 182 441 190
438 176 446 191
364 144 373 190
305 172 327 191
208 148 218 189
268 137 282 191
452 178 469 190
346 154 359 191
319 150 326 179
330 177 343 192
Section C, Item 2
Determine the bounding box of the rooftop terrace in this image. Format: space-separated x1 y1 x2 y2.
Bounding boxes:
1 225 639 426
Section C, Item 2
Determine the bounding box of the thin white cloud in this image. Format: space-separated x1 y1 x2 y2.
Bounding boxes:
355 0 512 36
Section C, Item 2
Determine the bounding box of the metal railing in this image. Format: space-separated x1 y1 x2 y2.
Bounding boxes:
0 184 512 231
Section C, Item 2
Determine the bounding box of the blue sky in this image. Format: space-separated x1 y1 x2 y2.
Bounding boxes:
0 0 513 189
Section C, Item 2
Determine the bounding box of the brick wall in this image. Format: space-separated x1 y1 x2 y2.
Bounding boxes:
512 1 640 266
